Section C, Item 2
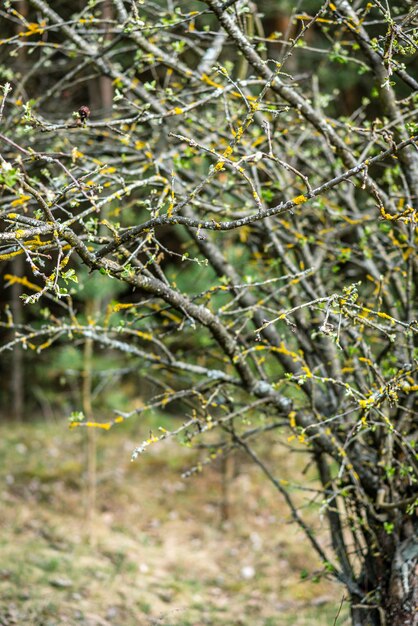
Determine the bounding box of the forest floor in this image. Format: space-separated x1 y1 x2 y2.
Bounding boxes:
0 420 349 626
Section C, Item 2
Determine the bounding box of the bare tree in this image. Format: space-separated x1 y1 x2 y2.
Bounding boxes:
0 1 417 624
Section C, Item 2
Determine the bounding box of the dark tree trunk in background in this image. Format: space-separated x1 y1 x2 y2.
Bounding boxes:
10 257 24 421
88 0 113 116
9 1 28 421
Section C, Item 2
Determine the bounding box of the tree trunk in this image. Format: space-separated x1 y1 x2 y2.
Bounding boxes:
9 2 28 422
350 604 380 626
88 0 113 116
10 256 24 421
387 535 418 626
350 534 418 626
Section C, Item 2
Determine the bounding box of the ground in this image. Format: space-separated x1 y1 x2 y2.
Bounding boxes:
0 420 349 625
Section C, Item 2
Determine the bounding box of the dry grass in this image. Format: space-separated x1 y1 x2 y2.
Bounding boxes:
0 421 350 625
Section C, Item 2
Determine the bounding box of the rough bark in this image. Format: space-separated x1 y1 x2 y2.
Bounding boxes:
387 535 418 626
